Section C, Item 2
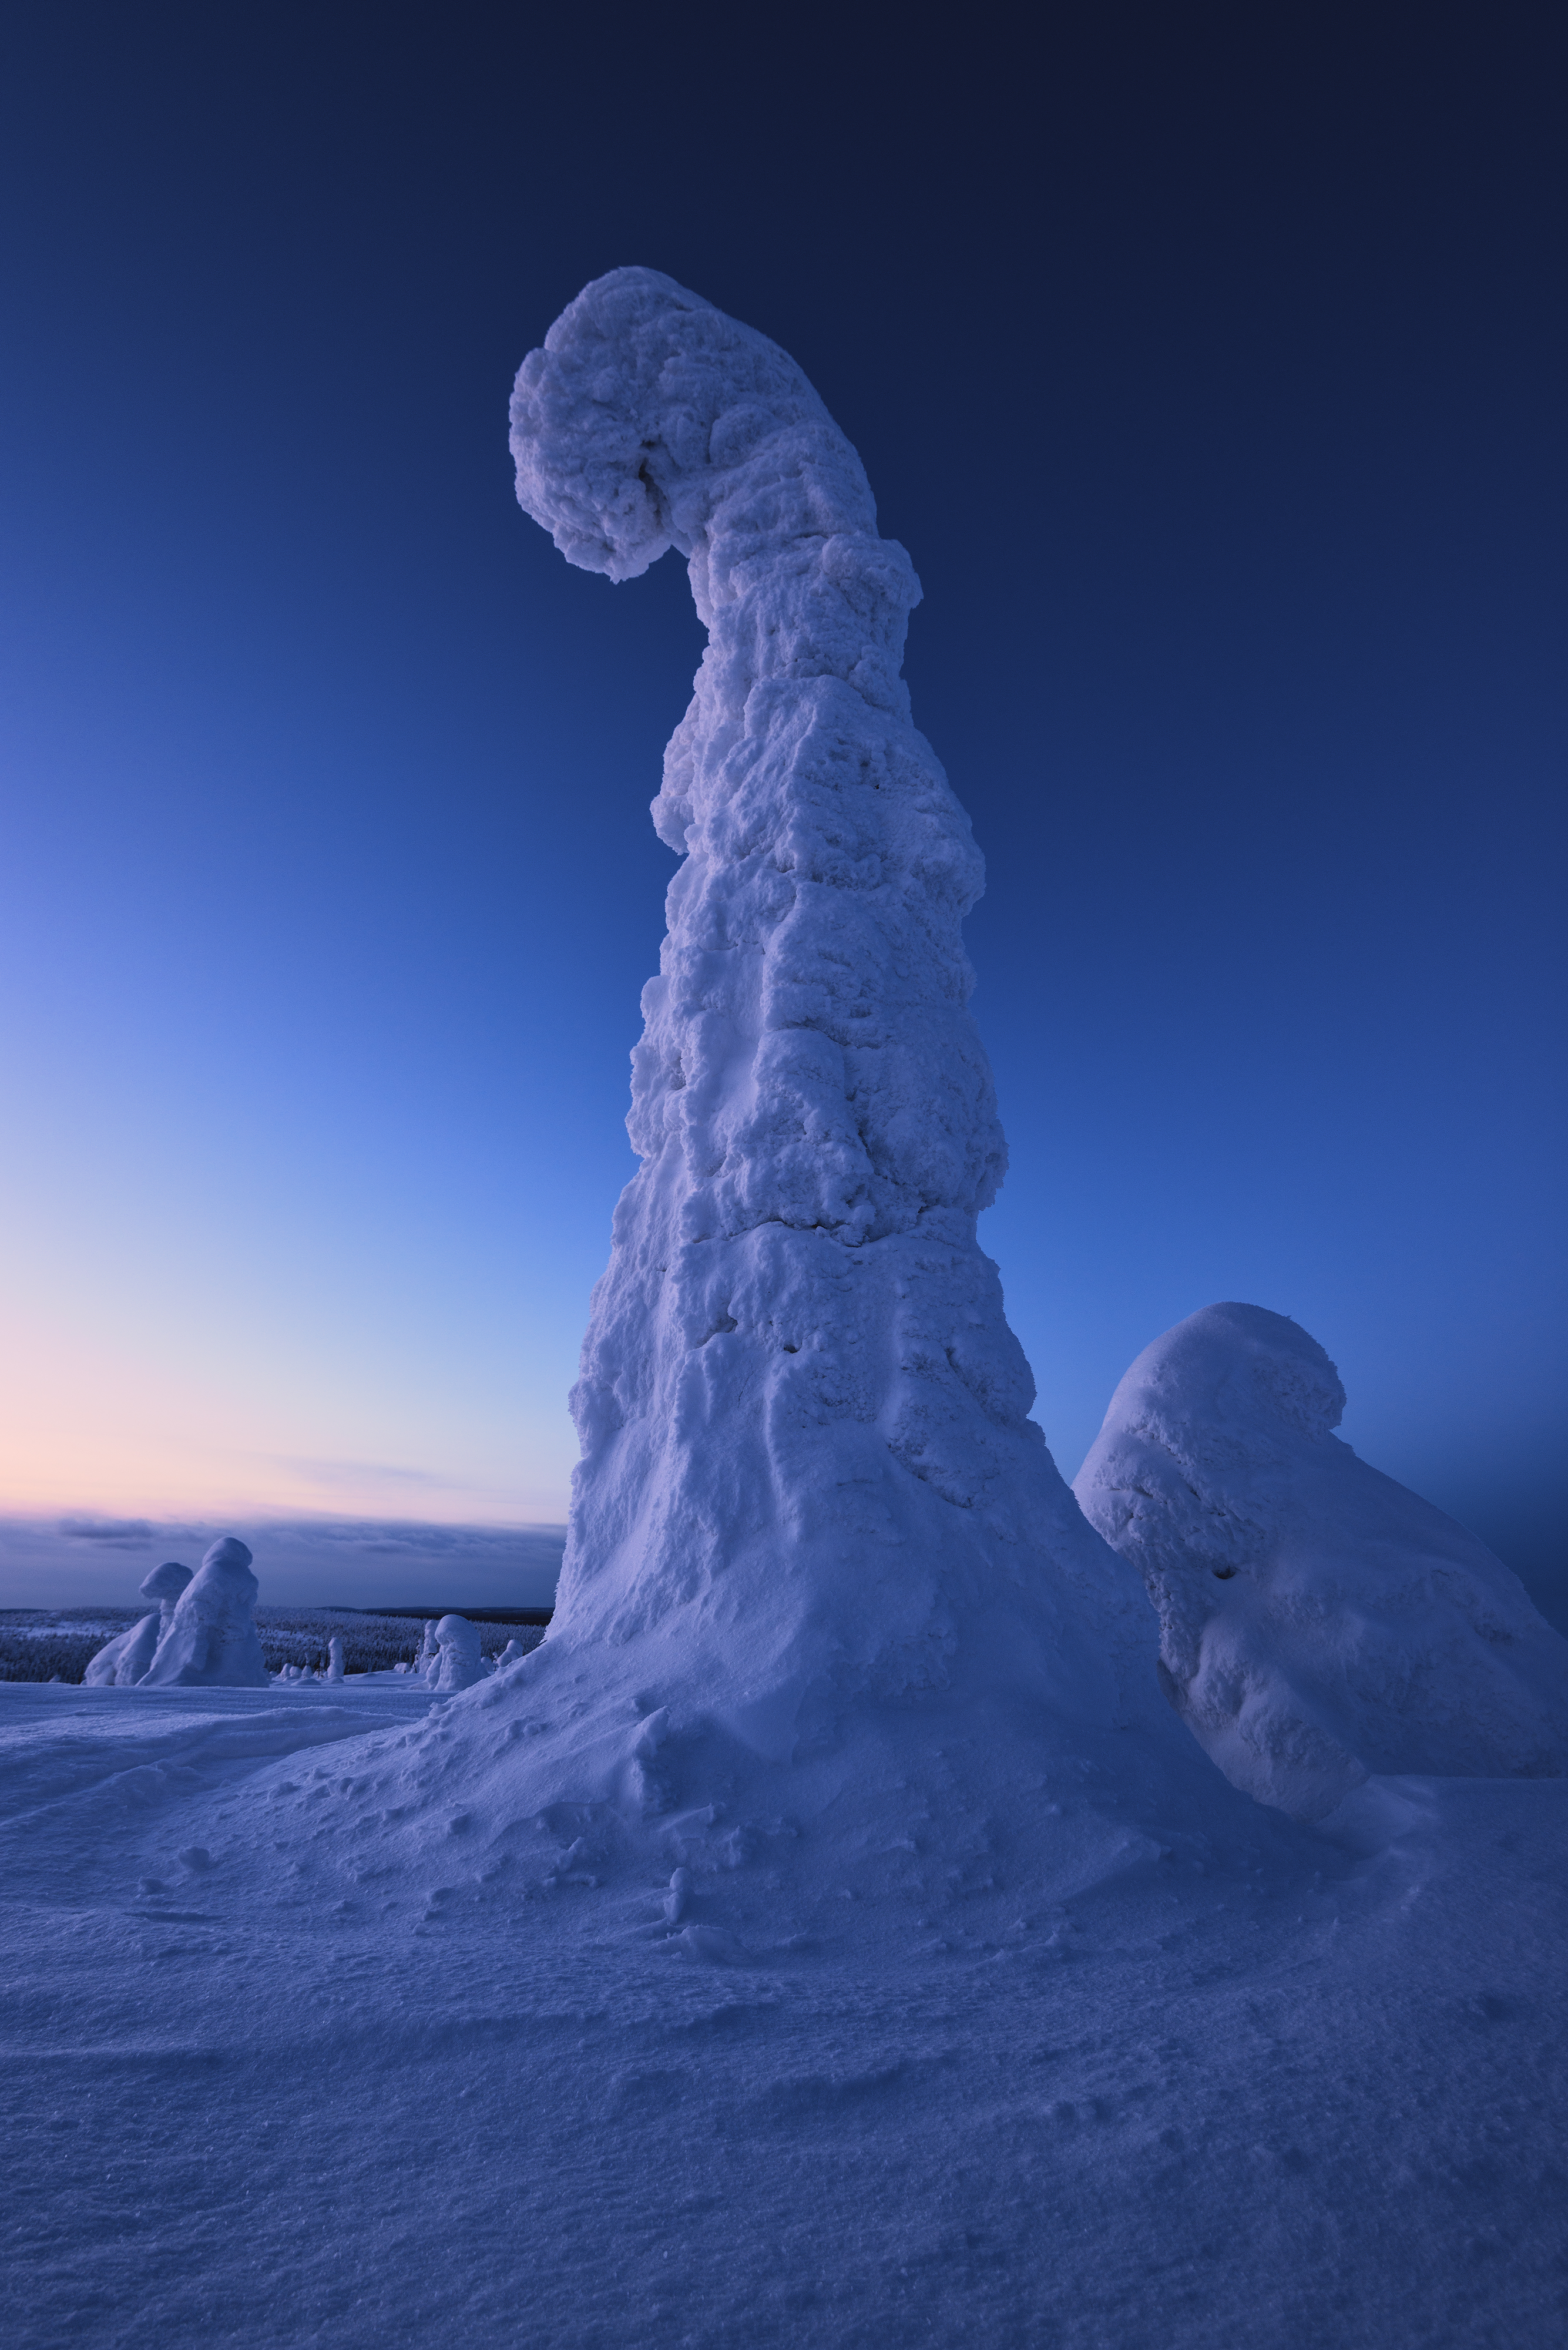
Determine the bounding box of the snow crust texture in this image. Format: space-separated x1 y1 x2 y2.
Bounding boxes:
508 268 1153 1774
5 1676 1567 2350
1074 1303 1568 1820
139 1537 269 1689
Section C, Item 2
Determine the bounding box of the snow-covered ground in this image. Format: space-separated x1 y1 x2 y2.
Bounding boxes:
8 273 1559 2348
3 1673 1563 2348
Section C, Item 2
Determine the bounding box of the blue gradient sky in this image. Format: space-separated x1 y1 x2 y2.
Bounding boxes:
1 9 1563 1616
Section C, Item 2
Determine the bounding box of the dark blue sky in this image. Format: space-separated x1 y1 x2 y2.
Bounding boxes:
1 7 1563 1617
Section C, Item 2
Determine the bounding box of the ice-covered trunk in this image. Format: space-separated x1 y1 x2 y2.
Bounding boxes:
511 269 1149 1732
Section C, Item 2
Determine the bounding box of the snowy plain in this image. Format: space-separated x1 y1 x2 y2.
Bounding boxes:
3 1671 1564 2348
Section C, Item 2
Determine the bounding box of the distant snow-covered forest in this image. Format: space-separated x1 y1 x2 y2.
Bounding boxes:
0 1609 546 1683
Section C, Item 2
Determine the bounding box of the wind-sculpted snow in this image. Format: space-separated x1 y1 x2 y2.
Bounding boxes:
140 1537 269 1689
1075 1303 1568 1820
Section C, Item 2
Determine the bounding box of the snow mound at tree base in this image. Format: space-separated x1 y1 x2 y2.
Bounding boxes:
7 1678 1566 2350
265 1576 1274 1961
1075 1303 1568 1821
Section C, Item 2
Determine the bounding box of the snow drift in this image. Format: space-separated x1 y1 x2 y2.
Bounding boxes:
140 1537 270 1689
82 1559 193 1686
1073 1302 1568 1819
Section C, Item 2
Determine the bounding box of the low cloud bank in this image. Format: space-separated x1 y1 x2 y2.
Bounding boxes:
0 1515 565 1612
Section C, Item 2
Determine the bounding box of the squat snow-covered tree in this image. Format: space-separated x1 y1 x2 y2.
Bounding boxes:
1075 1303 1568 1819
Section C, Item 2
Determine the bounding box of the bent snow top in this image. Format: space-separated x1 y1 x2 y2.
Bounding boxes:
506 266 1159 1771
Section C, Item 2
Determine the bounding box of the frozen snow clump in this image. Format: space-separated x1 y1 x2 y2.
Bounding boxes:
140 1537 270 1688
431 1615 484 1693
492 1639 529 1671
327 1634 345 1682
83 1559 194 1687
1074 1302 1568 1819
142 1558 196 1614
